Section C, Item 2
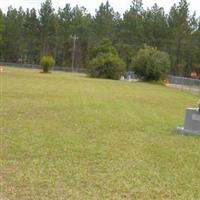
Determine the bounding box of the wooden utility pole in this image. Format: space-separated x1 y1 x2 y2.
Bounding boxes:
71 34 78 72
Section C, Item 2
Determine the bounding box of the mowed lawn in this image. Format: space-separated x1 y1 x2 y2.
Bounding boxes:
1 67 200 200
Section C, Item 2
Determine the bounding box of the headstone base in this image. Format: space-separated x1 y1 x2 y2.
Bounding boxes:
177 127 200 136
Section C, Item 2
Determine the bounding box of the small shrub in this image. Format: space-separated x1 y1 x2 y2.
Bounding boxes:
88 39 125 80
133 45 170 81
89 53 125 80
40 56 55 73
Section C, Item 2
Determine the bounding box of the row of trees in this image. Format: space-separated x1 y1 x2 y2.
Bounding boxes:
0 0 200 76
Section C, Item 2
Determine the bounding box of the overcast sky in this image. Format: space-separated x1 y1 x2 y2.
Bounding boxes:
0 0 200 16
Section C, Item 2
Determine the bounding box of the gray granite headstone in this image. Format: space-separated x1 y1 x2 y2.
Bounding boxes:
177 108 200 135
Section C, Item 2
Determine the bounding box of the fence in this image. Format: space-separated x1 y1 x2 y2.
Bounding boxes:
168 75 200 93
1 62 200 94
0 62 87 73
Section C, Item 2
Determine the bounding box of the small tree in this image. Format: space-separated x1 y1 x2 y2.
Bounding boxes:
133 45 170 81
88 39 125 80
40 56 55 73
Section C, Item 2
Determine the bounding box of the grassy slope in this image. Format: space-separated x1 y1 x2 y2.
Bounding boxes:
1 67 200 200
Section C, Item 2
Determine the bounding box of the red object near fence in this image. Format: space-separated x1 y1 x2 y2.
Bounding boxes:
191 71 197 79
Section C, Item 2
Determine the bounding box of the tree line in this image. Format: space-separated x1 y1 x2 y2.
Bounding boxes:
0 0 199 76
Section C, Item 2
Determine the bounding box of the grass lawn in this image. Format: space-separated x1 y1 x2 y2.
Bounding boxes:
1 67 200 200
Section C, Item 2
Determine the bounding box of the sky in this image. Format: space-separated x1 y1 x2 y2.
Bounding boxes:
0 0 200 16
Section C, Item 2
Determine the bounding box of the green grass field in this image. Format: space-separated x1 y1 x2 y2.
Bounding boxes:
1 67 200 200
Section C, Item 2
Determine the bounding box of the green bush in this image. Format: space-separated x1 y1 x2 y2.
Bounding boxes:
88 39 125 80
40 56 55 73
89 53 125 80
133 45 170 81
